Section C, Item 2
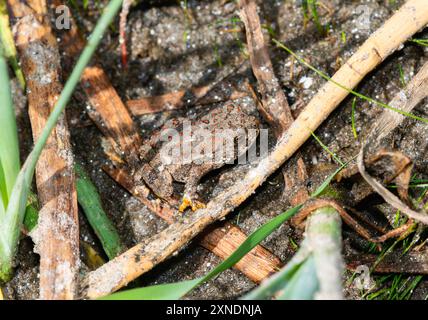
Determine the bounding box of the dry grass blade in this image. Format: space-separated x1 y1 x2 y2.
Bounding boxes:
9 0 79 299
80 66 143 167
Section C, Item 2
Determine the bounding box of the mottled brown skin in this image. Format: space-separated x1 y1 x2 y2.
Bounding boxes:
136 103 260 211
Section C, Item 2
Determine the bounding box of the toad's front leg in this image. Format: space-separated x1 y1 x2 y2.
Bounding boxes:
136 163 176 203
179 180 206 212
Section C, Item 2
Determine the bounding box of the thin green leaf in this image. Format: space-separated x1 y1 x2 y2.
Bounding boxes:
0 159 7 214
310 131 344 166
103 204 303 299
307 0 323 34
310 160 348 198
277 255 319 300
0 47 20 205
0 0 25 88
398 64 406 87
301 0 309 22
246 207 343 300
102 279 201 300
351 97 358 139
198 204 302 280
242 250 308 300
75 163 123 259
273 39 428 124
0 162 30 281
399 275 422 300
410 38 428 47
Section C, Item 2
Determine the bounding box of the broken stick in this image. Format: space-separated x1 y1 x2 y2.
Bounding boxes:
9 0 79 299
126 85 248 116
239 0 309 205
239 0 294 133
81 0 428 298
104 165 282 283
125 61 250 116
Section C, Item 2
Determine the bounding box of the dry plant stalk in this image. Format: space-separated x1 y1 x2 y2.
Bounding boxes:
126 85 248 116
50 0 282 284
104 165 282 283
81 0 428 298
80 66 143 167
238 0 293 133
358 59 428 225
9 0 79 299
238 0 309 206
50 0 143 169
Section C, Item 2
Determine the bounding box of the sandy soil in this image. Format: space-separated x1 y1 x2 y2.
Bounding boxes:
4 0 428 300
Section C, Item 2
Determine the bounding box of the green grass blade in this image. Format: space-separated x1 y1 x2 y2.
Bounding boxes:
0 160 7 215
245 206 343 300
310 160 348 198
310 131 344 166
0 45 20 208
101 279 201 300
197 205 302 280
351 97 358 138
75 163 123 259
307 0 323 34
277 255 319 300
0 162 30 281
22 192 39 233
301 0 309 20
273 39 428 124
103 204 303 299
0 0 25 88
400 275 422 300
242 250 308 300
0 0 124 282
410 38 428 47
398 64 406 87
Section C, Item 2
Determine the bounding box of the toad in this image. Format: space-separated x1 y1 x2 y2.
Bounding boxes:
135 103 260 212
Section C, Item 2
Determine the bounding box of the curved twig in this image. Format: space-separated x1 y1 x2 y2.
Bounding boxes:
357 60 428 225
